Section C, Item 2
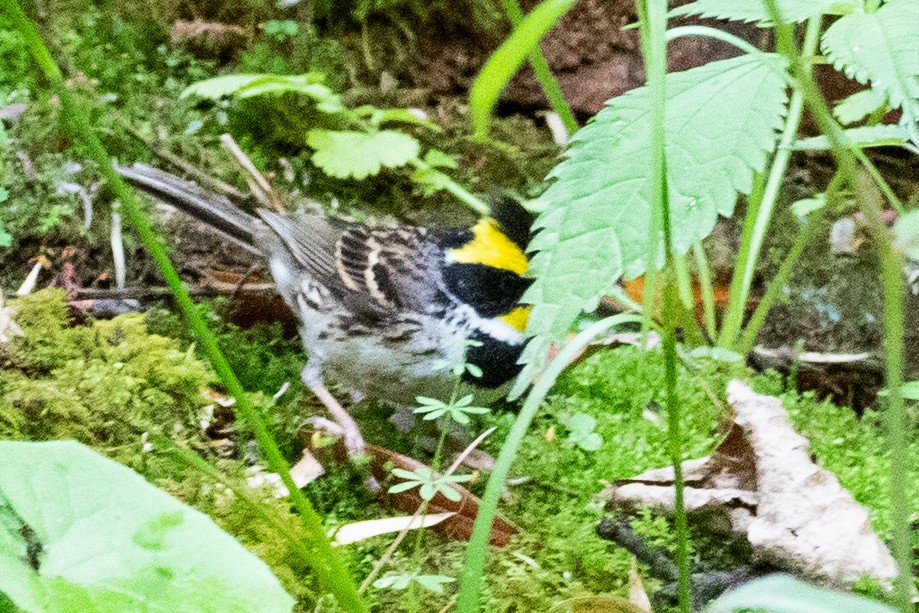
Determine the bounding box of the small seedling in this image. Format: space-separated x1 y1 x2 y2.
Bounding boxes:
372 572 456 594
388 467 472 502
562 412 603 452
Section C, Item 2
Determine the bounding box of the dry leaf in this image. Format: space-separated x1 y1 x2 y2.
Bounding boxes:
606 380 898 588
332 512 455 546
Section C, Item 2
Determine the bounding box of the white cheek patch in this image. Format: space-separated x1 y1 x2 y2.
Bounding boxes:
456 304 526 344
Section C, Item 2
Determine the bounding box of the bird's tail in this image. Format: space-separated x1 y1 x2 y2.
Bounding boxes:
116 163 262 256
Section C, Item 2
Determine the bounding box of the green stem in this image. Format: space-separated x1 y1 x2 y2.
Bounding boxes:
499 0 578 136
854 148 905 214
736 213 819 355
638 0 690 609
718 17 822 350
692 242 717 340
409 157 491 215
455 313 643 612
764 2 911 610
2 2 367 610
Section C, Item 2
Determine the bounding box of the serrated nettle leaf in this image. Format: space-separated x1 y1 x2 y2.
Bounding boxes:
0 441 293 612
822 0 919 144
833 89 887 125
669 0 856 25
794 124 911 151
306 130 421 180
524 54 788 351
893 210 919 261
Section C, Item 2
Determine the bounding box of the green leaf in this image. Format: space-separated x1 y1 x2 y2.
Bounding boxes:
438 485 462 502
521 54 788 361
181 73 343 113
707 574 897 613
354 106 441 131
0 440 293 613
822 0 919 145
669 0 856 24
387 482 420 494
306 130 421 179
419 483 437 501
833 89 887 125
576 432 602 452
0 188 10 248
893 209 919 261
424 149 458 169
878 380 919 400
413 574 455 594
470 0 576 138
568 412 596 434
793 125 911 151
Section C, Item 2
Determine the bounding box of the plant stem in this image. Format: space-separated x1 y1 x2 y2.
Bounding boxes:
718 17 822 350
636 0 690 609
692 242 717 340
409 157 491 215
2 2 368 610
764 2 911 610
499 0 578 137
455 313 643 612
736 213 819 355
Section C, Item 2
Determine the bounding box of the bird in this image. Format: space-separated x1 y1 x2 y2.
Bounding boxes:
117 163 533 458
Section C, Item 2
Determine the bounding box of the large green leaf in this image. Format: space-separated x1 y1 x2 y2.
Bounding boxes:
707 574 896 613
822 0 919 145
520 54 788 366
669 0 857 24
0 440 293 613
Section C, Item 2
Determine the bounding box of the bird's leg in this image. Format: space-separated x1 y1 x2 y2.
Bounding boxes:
301 366 367 459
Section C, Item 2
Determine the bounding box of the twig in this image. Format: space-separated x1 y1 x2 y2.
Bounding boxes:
220 133 284 212
110 201 126 289
122 121 249 202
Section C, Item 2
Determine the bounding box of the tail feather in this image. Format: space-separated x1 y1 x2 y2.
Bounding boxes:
116 163 262 256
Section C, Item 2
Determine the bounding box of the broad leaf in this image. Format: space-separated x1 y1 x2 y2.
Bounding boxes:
669 0 857 24
822 0 919 145
306 130 421 179
0 440 293 613
520 54 788 371
833 89 887 125
794 124 911 151
707 574 896 613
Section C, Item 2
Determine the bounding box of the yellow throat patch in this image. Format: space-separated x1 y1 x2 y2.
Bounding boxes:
446 219 528 276
499 306 531 332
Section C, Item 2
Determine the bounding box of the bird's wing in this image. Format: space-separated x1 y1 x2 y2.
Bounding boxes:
257 209 447 316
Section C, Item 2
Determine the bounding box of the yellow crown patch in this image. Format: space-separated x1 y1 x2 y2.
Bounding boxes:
446 219 528 276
